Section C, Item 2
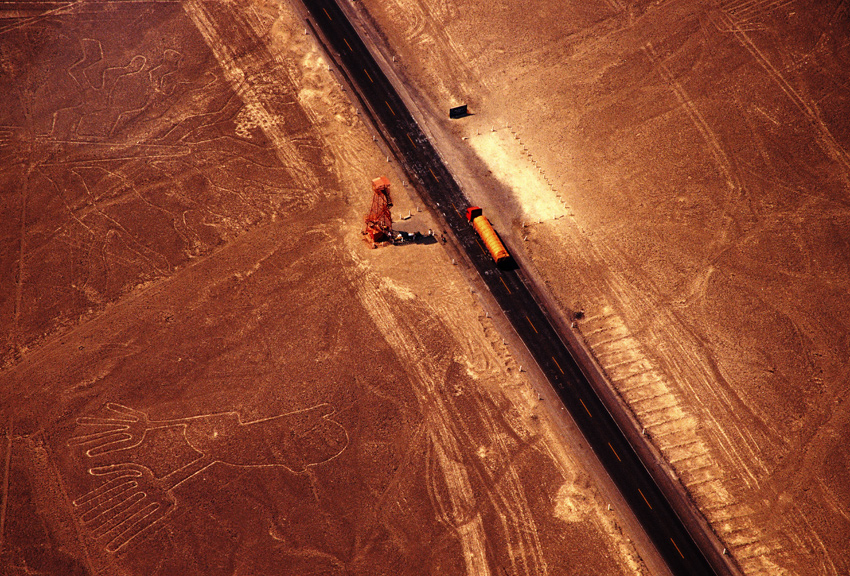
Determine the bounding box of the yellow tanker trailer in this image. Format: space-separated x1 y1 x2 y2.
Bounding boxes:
466 206 510 265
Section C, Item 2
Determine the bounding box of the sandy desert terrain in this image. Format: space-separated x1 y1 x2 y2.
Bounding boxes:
349 0 850 574
0 0 661 574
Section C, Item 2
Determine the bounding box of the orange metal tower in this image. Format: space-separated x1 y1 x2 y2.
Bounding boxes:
363 176 394 246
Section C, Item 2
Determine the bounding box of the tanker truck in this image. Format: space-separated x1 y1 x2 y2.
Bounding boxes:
466 206 510 265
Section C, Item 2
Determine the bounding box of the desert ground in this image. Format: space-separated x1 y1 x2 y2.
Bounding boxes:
0 0 665 575
348 0 850 574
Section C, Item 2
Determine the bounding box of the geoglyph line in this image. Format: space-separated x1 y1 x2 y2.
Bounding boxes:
718 10 850 174
0 418 12 559
69 402 347 552
183 0 320 194
643 42 741 193
346 247 548 576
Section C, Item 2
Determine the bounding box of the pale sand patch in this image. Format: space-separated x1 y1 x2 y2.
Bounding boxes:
468 130 565 223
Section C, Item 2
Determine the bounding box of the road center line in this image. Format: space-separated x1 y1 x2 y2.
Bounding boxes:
639 488 653 510
552 356 564 374
670 538 685 559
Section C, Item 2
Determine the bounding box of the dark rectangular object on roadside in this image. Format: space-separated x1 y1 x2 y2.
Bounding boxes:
449 105 468 119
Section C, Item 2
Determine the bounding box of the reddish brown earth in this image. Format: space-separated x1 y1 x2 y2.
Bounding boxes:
348 0 850 574
0 1 657 575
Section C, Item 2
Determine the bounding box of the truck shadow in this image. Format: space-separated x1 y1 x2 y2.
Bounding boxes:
497 257 518 270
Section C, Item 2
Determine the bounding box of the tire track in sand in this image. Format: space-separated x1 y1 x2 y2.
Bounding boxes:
345 246 548 576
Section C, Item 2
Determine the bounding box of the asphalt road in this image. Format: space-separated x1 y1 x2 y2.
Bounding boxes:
300 1 723 574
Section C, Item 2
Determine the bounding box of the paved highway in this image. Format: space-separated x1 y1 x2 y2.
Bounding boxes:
300 1 726 574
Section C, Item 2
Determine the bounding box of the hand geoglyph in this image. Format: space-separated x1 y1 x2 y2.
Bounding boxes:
68 403 158 457
72 463 176 552
69 402 348 552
